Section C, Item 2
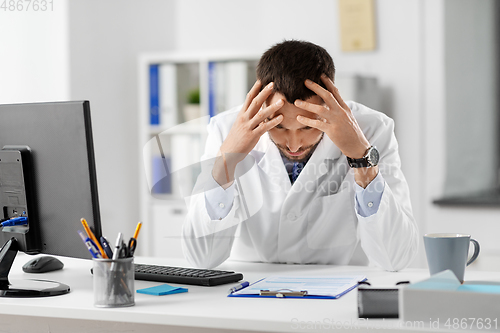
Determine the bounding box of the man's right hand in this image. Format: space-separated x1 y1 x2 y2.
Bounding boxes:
213 81 284 188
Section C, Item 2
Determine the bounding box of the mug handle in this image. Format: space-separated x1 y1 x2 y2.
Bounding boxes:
466 238 480 266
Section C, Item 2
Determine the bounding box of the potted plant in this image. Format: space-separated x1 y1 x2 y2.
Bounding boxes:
183 88 201 121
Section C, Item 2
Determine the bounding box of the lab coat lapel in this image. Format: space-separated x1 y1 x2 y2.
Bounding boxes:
256 133 292 193
295 136 343 185
256 134 344 195
277 136 344 215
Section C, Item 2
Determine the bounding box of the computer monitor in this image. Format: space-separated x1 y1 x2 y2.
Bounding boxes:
0 101 102 297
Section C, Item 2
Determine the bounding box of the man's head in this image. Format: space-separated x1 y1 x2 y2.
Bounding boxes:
257 40 335 104
257 40 335 162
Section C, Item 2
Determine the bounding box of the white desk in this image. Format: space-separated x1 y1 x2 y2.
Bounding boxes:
1 253 499 333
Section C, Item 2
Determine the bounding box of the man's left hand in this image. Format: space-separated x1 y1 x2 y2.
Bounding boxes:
294 74 378 188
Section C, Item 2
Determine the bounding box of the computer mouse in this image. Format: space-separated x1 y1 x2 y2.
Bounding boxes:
22 256 64 273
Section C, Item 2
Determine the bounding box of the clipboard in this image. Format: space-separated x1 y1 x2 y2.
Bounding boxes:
228 275 366 299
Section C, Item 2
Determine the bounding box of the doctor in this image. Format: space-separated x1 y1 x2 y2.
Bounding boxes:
182 40 418 271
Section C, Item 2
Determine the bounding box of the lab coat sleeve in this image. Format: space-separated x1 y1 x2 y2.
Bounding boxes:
181 114 263 268
356 117 419 272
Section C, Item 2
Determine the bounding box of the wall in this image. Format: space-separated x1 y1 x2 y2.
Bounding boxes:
0 0 69 104
423 0 500 271
67 0 177 240
443 0 498 196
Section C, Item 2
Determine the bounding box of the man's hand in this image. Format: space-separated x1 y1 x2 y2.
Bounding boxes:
213 81 284 188
294 74 377 188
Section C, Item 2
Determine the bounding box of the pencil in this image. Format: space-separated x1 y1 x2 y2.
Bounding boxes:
129 222 143 250
132 222 143 239
81 218 108 259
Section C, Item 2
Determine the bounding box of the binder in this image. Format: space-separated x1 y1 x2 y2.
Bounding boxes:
207 61 249 117
149 64 160 125
228 275 366 299
159 64 178 129
208 62 217 118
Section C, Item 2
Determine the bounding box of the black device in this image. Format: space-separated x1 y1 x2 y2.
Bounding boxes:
346 146 380 168
0 146 40 253
0 101 102 297
90 264 243 287
22 256 64 274
134 264 243 286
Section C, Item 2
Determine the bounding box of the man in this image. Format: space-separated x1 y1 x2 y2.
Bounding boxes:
182 40 418 271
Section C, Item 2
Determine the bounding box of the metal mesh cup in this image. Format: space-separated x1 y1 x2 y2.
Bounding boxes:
93 257 135 307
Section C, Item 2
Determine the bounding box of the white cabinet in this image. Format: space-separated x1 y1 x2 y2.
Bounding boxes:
137 52 259 257
148 199 186 258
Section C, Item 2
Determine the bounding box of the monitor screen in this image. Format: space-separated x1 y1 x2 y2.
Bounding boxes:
0 101 102 259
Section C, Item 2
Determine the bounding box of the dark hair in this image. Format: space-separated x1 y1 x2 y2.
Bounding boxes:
256 40 335 104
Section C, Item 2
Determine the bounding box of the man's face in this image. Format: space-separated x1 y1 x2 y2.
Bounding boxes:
266 93 325 162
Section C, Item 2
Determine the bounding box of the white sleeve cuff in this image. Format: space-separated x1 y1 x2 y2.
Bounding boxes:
204 175 235 220
355 172 385 217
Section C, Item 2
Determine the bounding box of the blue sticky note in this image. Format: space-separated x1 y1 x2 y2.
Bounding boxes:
458 284 500 294
137 284 188 296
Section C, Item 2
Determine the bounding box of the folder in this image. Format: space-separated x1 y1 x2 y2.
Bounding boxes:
228 275 366 299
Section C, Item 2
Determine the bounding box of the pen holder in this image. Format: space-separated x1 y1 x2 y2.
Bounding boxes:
92 257 135 308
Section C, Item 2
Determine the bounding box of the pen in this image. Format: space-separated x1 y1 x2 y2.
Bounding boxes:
127 237 137 257
78 230 101 259
100 236 114 258
228 281 249 294
119 240 128 259
110 232 122 271
81 218 108 259
88 238 103 258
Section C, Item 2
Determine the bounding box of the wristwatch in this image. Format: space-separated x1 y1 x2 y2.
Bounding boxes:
346 146 379 168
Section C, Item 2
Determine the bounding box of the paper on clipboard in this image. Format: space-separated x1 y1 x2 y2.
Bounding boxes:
229 275 366 299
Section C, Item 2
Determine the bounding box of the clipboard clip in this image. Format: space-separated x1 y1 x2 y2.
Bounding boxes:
259 289 308 298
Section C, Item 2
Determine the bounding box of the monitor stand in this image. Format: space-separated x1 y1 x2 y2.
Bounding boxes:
0 238 70 297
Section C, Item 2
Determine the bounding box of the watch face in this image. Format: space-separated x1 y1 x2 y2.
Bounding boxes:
368 147 379 166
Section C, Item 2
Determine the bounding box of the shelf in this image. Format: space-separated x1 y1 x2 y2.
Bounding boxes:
138 51 259 257
433 189 500 207
149 123 207 136
150 194 185 203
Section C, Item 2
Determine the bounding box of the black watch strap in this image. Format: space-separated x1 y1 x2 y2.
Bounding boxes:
346 156 371 168
346 146 379 168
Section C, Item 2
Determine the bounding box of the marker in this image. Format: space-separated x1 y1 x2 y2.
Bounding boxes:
228 281 249 294
78 230 101 259
100 236 114 258
110 232 123 271
88 238 102 257
81 218 108 259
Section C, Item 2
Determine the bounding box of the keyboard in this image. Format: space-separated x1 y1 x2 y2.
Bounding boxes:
134 263 244 286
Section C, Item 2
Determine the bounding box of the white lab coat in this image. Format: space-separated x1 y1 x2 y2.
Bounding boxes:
181 101 418 271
